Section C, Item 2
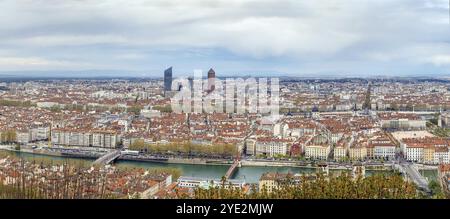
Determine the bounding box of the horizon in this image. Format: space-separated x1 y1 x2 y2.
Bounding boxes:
0 69 450 79
2 70 449 78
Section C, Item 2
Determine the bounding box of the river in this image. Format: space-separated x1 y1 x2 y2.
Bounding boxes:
1 150 438 183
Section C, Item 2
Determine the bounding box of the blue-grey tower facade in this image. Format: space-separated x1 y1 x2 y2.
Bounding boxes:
164 67 173 91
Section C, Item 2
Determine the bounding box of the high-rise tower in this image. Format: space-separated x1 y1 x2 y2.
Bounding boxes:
164 67 173 92
207 68 216 92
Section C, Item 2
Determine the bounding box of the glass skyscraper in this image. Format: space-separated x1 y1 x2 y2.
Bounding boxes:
164 67 173 91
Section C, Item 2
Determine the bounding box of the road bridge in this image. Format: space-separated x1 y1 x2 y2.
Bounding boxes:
397 162 431 194
92 150 121 166
224 159 240 179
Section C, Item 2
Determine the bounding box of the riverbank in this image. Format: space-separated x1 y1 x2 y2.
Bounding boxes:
1 148 440 184
0 145 438 172
0 146 393 171
0 146 100 159
121 155 233 166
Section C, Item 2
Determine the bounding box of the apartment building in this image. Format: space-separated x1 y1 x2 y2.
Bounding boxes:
30 126 50 142
333 145 347 161
305 134 331 160
52 129 91 147
349 144 368 161
52 129 119 148
404 143 424 162
333 137 349 161
434 147 450 164
279 120 316 138
402 137 450 164
369 135 396 160
16 130 30 144
255 138 290 157
423 147 435 164
259 172 302 193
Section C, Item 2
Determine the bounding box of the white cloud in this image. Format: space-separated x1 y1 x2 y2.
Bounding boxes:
113 53 147 60
0 57 54 66
424 0 449 9
429 55 450 66
7 35 129 47
0 56 102 70
0 0 449 75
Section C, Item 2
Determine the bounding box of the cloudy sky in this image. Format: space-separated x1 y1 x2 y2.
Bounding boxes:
0 0 449 77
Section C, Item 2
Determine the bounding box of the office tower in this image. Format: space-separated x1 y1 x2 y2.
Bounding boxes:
207 68 215 92
164 67 173 92
188 77 194 91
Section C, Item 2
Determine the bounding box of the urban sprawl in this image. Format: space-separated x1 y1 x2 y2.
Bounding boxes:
1 68 450 198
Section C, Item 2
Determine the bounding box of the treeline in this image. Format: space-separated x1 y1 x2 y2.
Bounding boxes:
190 173 420 199
128 105 143 115
50 104 85 112
0 130 17 143
58 104 143 115
430 127 450 138
0 156 182 199
0 152 181 178
152 105 172 113
21 156 92 168
49 104 126 113
0 161 118 199
129 141 237 157
0 99 36 107
117 166 182 181
0 183 46 199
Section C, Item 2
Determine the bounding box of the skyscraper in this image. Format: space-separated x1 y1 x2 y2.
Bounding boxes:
164 67 173 92
188 77 194 91
207 68 215 92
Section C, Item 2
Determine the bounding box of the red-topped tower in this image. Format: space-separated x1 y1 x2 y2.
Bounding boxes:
207 68 216 92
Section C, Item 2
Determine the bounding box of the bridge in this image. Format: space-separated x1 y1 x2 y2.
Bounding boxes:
397 162 431 194
92 150 121 166
224 159 240 179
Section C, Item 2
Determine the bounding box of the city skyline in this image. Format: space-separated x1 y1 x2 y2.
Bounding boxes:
1 77 450 200
0 0 449 77
4 0 450 209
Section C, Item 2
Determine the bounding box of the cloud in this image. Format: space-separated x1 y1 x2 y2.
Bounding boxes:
113 53 147 60
0 56 103 71
0 0 449 75
6 35 129 47
424 0 449 9
429 55 450 66
0 57 55 66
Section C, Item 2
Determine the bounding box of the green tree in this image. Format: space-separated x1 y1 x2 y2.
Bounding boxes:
428 180 445 199
128 105 143 115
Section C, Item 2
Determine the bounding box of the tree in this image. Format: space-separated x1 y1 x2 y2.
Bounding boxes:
428 180 445 199
152 105 173 113
191 173 419 199
129 141 237 158
50 105 61 112
129 139 146 151
128 105 143 115
0 130 17 143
